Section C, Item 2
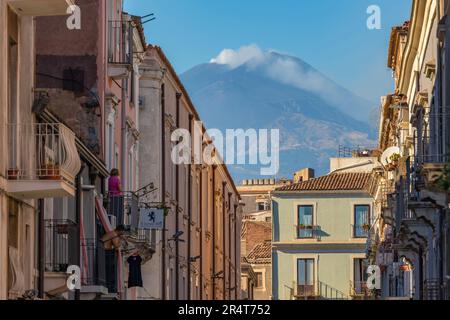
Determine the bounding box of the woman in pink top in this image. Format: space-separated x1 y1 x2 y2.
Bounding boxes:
108 168 122 196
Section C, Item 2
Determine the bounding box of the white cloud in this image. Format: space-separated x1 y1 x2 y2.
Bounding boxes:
210 44 361 119
210 44 265 69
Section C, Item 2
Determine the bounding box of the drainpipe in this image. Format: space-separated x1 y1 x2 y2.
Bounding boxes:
199 164 203 300
234 204 238 300
38 199 45 299
175 92 182 300
121 80 127 192
161 84 166 300
222 181 227 300
212 164 217 300
228 192 232 300
187 114 193 300
74 170 83 300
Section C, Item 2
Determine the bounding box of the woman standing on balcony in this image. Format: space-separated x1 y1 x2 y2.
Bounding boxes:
108 168 123 196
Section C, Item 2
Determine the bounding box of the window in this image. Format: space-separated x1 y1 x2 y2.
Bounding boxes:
258 202 266 211
354 205 370 238
297 205 314 238
255 272 263 289
353 259 369 295
297 259 314 297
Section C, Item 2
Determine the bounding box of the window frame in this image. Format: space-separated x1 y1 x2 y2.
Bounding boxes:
353 204 371 238
297 205 314 239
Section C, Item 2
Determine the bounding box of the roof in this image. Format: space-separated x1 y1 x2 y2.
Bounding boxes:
274 172 372 192
247 241 271 265
241 220 271 238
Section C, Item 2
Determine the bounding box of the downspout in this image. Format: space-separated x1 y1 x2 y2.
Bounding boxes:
74 170 83 300
161 83 166 300
234 204 238 300
222 181 227 299
121 81 127 191
199 163 203 300
212 164 217 300
38 199 45 299
228 192 232 300
187 113 193 300
175 92 181 300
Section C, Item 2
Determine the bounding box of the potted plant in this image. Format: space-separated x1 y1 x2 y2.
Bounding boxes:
39 161 61 180
298 224 306 229
389 153 401 166
362 224 371 232
7 168 20 180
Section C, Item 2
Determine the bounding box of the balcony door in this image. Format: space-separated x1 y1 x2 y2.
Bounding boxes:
353 258 369 295
297 205 314 238
354 205 370 238
297 259 315 297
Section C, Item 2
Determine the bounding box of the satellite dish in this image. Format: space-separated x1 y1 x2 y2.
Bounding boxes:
381 146 401 166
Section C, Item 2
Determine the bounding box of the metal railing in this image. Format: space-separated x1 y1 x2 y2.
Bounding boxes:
318 281 346 300
108 20 133 65
423 279 440 300
295 225 321 240
6 123 81 184
106 192 139 230
295 284 317 299
44 219 78 273
338 145 378 158
80 238 107 288
352 224 370 238
350 280 371 297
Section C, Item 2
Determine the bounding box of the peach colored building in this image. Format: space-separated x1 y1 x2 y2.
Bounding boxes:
138 46 243 300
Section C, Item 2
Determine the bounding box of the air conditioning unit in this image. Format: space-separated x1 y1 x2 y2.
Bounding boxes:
108 215 117 229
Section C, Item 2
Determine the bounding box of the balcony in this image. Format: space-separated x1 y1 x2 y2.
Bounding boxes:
45 219 78 272
294 283 318 300
423 279 440 300
105 192 139 231
350 281 372 299
8 0 75 16
6 123 81 199
107 20 133 79
352 224 370 238
80 238 109 298
295 225 321 240
43 219 78 297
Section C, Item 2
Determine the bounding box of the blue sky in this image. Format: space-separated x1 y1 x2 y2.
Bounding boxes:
124 0 412 104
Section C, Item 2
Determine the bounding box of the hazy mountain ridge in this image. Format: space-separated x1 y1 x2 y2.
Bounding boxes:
181 49 376 180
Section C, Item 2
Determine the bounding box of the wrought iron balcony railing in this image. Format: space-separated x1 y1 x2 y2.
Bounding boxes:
352 224 370 238
80 238 107 289
105 192 139 231
6 123 81 185
44 219 78 273
295 225 321 240
350 280 371 297
108 20 133 65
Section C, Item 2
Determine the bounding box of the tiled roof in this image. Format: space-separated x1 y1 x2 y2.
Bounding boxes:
241 220 271 238
247 241 272 265
275 172 372 192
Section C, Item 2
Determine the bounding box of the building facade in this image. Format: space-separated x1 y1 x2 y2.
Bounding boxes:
368 0 450 300
272 155 379 300
1 0 242 301
137 45 243 300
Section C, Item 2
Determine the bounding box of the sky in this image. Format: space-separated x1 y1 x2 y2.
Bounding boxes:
124 0 412 104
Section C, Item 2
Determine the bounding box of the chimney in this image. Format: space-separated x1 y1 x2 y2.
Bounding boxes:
294 168 315 183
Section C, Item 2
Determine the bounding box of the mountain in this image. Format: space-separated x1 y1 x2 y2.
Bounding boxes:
180 46 377 181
